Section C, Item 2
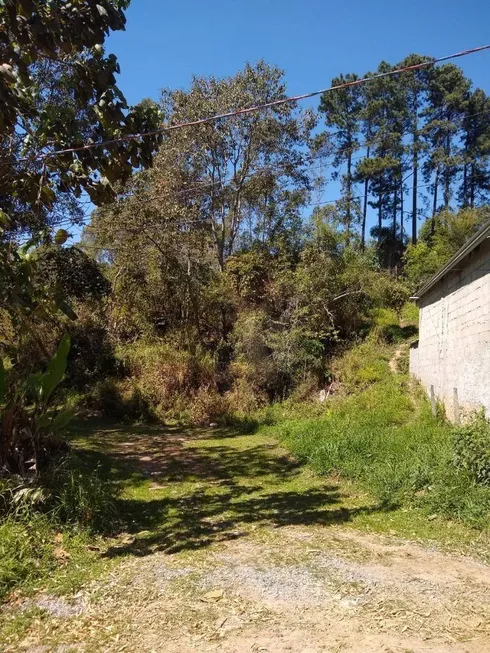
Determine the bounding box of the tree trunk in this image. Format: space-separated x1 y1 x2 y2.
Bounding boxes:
361 145 370 251
431 168 439 237
443 132 451 209
462 162 468 207
378 194 382 242
392 188 398 237
346 148 352 243
470 163 476 208
412 138 418 244
432 168 439 216
400 179 404 242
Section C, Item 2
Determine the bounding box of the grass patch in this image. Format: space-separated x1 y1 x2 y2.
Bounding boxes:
67 420 377 559
264 337 490 530
0 450 120 604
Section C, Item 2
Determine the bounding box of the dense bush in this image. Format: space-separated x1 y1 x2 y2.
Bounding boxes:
82 378 155 423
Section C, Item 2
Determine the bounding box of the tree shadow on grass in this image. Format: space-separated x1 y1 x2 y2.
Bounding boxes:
73 420 392 557
106 488 388 556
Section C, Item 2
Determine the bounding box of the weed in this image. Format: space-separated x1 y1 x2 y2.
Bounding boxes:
47 454 119 532
266 338 490 527
0 451 119 602
0 516 55 601
453 411 490 485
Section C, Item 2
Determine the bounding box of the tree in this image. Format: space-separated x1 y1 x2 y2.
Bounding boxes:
460 89 490 208
423 64 471 231
404 206 490 290
354 62 406 246
84 180 221 346
0 0 162 237
397 54 431 244
0 0 163 474
319 74 363 242
158 61 313 270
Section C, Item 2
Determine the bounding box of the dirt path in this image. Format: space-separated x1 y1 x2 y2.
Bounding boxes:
4 424 490 652
389 344 407 374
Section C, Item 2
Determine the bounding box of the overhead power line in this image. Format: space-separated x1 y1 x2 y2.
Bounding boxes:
54 104 490 222
26 44 490 163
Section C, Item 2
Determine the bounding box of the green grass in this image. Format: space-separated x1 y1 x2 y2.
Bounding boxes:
0 450 120 604
263 337 490 530
67 421 371 558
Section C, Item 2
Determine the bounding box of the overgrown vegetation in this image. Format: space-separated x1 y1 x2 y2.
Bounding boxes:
266 317 490 528
2 0 490 611
0 450 118 600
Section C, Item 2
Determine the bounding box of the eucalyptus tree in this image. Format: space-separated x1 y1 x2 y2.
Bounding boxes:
159 61 313 270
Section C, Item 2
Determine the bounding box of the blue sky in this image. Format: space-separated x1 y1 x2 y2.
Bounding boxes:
94 0 490 238
108 0 490 107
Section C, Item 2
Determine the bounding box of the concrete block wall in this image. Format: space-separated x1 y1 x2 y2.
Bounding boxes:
409 237 490 421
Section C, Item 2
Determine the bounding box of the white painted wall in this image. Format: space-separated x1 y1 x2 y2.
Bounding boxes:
409 237 490 421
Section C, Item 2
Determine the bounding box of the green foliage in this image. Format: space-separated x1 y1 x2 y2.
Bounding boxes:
85 378 155 423
47 454 118 531
400 301 419 327
0 516 55 601
0 451 118 601
267 338 490 527
0 0 161 231
332 341 392 392
67 318 117 389
35 334 71 404
36 246 111 302
453 412 490 486
1 334 72 474
404 207 490 290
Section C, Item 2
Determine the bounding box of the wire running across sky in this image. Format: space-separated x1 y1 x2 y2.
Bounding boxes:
25 43 490 163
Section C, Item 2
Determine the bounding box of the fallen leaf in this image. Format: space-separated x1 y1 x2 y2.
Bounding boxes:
53 547 71 564
203 589 224 601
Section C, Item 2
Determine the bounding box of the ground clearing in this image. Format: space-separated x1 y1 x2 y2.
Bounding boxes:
2 422 490 652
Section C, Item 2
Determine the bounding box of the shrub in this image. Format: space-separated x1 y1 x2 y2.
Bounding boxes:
189 386 228 424
226 376 267 417
267 338 490 526
1 454 118 534
453 412 490 486
423 469 490 528
117 342 218 417
332 340 391 392
84 378 154 422
0 454 119 600
67 319 117 389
